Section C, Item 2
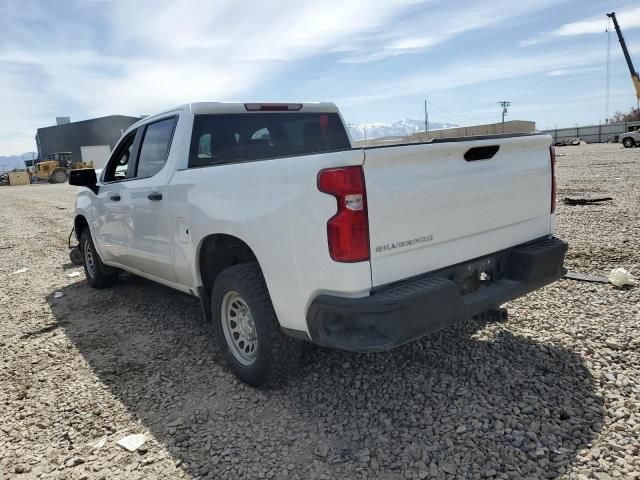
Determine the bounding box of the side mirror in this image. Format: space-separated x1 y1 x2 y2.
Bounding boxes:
69 169 98 193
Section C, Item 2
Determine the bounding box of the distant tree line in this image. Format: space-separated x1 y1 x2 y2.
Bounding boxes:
609 106 640 123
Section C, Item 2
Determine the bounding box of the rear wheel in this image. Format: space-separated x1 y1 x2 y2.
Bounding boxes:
51 168 68 183
80 230 118 288
211 263 301 387
622 137 636 148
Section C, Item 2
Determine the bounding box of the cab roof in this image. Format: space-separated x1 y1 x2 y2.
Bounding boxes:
128 102 341 134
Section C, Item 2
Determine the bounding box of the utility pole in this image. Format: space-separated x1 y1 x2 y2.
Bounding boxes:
499 101 511 133
424 99 429 138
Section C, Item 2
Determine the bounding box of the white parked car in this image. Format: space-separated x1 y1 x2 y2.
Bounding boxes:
619 129 640 148
70 102 567 386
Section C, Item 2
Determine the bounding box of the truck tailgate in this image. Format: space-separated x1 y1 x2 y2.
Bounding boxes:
363 134 554 287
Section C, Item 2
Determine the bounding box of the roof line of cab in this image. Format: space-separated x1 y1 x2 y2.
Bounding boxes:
124 101 341 139
130 102 339 128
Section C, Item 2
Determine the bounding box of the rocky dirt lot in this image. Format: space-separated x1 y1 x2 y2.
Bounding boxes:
0 143 638 480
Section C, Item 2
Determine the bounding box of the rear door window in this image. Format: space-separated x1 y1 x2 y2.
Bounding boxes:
188 113 350 168
136 117 177 178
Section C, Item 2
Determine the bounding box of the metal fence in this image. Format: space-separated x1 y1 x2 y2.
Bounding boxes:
542 121 640 144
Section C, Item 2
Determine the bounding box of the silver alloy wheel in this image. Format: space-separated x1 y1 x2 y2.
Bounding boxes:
84 240 95 279
221 291 258 365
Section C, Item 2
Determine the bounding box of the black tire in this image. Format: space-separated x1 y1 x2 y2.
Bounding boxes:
80 229 118 289
51 169 68 183
211 263 301 387
622 137 636 148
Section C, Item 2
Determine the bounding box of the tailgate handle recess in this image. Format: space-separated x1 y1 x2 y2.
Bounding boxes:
464 145 500 161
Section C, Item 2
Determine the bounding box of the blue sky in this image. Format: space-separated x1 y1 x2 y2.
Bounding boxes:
2 0 640 155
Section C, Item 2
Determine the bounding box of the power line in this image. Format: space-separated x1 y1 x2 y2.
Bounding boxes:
426 100 497 122
425 109 486 126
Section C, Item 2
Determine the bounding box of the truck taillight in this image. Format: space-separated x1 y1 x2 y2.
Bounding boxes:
550 146 557 213
318 166 370 262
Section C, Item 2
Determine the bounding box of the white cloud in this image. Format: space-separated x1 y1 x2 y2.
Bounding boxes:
4 0 560 153
0 0 419 154
518 36 545 47
339 48 619 106
557 7 640 36
546 67 601 77
520 5 640 46
109 0 412 61
341 0 563 63
0 0 603 154
547 68 572 77
85 0 423 115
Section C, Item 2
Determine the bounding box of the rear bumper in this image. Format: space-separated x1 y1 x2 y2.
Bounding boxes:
306 237 567 352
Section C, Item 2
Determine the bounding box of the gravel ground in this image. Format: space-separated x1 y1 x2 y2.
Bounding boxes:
0 143 638 480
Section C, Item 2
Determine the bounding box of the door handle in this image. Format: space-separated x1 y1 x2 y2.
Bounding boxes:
110 194 121 201
147 192 163 201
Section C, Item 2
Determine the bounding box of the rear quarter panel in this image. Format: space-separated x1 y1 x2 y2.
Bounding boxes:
168 149 371 333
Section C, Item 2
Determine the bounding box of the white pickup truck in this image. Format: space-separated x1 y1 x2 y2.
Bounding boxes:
70 102 567 386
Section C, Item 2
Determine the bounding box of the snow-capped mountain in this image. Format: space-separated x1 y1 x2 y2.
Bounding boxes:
347 119 457 141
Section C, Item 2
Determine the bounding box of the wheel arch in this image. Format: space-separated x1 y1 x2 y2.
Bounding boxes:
74 214 90 242
196 233 260 295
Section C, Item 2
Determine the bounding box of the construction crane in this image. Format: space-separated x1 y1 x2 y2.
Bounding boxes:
607 12 640 105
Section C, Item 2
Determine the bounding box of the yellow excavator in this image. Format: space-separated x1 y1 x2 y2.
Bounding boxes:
33 152 93 184
607 12 640 105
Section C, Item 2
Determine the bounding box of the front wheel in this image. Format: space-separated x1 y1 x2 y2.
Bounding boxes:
211 263 301 387
80 230 119 288
622 137 636 148
51 168 68 183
